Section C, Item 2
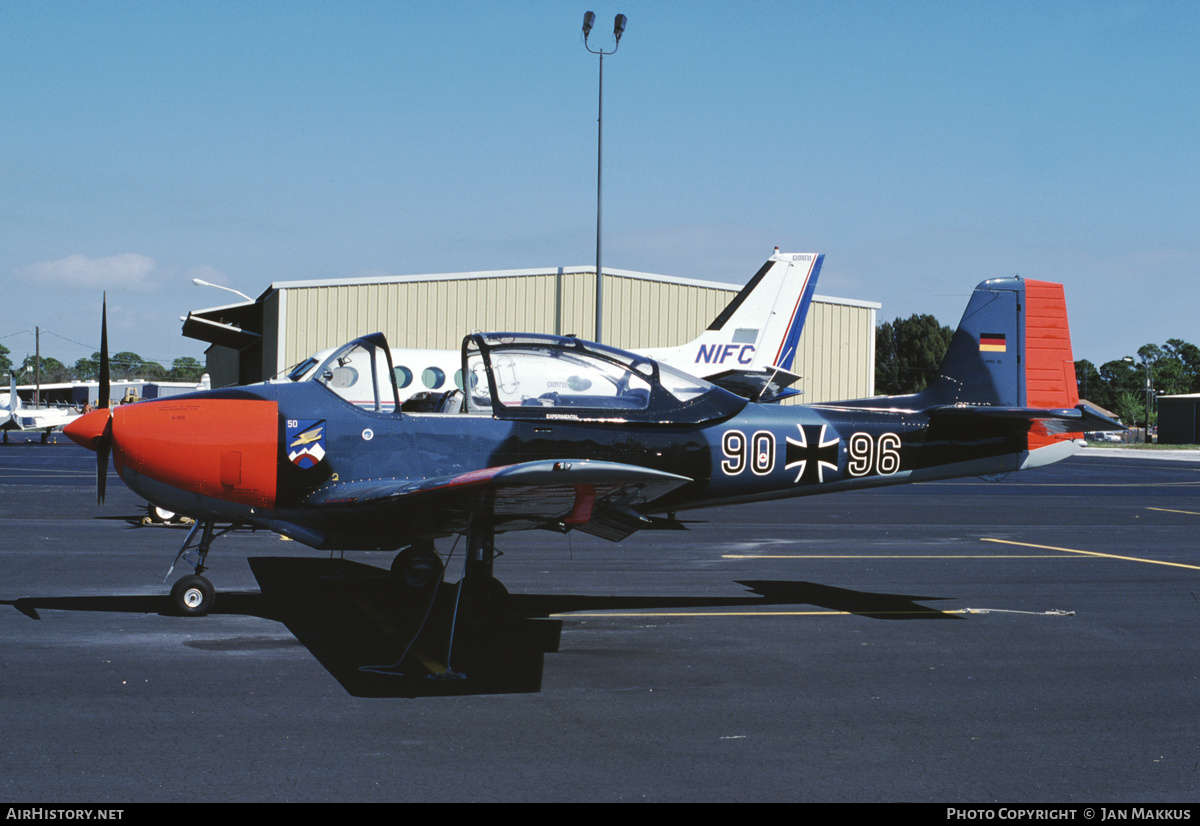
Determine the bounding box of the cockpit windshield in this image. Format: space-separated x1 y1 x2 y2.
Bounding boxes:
462 333 744 424
309 333 400 412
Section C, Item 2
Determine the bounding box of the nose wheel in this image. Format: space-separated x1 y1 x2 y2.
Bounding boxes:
165 518 235 617
170 574 216 616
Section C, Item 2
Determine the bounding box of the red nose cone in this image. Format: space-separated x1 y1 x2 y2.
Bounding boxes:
64 408 111 451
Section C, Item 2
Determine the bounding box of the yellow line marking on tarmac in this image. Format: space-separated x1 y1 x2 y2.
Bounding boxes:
0 470 92 478
722 553 1072 560
554 607 1072 618
554 609 971 618
926 480 1200 487
1147 507 1200 516
981 537 1200 572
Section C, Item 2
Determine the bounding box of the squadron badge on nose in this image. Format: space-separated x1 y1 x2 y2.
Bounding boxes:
287 419 327 468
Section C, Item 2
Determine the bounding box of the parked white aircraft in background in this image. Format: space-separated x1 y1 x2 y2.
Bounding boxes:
2 374 81 442
285 251 824 406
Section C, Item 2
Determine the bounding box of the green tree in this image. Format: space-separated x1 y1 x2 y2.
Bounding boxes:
19 354 72 383
1110 391 1143 428
875 314 954 395
1074 359 1107 408
110 351 147 378
0 343 10 375
1164 339 1200 392
74 352 101 381
169 357 205 382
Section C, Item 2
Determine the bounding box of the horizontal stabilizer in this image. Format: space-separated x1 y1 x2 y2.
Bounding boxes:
927 402 1125 433
706 366 802 402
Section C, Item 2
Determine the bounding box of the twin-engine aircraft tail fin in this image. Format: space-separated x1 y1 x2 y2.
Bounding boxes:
643 252 823 376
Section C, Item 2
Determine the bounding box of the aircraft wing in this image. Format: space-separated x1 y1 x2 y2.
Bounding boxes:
301 459 693 543
13 407 81 432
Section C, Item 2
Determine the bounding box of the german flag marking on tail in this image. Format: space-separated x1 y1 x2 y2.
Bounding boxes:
979 333 1007 352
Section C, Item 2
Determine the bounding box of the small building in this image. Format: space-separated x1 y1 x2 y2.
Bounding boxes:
183 265 880 404
13 378 211 408
1158 394 1200 445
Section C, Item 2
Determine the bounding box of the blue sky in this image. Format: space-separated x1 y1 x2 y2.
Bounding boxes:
2 1 1196 375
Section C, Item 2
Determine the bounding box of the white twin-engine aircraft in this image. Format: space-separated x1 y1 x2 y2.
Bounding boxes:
2 373 81 441
285 252 824 407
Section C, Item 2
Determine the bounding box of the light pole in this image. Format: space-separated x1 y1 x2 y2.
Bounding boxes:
192 278 253 303
1123 356 1153 442
582 11 626 343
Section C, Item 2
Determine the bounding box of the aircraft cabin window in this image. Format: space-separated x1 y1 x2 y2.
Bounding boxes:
422 367 445 389
468 345 652 411
317 347 374 406
656 363 713 402
461 332 744 424
394 366 413 389
286 357 319 382
312 336 400 413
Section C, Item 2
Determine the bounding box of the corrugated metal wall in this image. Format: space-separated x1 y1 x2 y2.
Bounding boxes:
273 270 875 403
791 299 877 403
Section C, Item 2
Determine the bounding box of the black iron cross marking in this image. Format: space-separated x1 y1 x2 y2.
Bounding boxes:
785 424 840 484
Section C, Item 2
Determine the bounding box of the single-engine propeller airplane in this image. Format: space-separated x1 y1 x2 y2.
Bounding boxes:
66 275 1121 652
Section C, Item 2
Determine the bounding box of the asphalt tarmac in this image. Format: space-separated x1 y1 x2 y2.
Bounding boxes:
2 437 1199 802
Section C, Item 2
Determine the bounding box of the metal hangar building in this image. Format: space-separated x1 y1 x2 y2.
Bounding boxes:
182 264 880 405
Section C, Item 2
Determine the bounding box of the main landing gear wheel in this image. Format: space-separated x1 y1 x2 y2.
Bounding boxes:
170 574 216 617
391 543 444 589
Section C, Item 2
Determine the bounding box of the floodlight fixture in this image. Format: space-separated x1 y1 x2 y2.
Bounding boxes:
192 278 253 303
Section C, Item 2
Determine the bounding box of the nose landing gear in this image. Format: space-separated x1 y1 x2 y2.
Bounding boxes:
164 518 236 617
170 574 216 616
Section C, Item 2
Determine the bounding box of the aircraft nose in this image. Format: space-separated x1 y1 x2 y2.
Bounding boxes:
110 398 279 509
64 408 111 452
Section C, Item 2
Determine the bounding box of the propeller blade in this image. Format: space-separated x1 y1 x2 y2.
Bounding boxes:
99 293 109 411
96 414 112 506
96 293 112 505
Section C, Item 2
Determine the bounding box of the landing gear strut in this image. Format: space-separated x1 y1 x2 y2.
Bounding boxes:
457 521 508 626
164 518 234 616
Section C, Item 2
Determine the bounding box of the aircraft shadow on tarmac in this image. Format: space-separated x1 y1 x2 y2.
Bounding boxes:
2 558 957 698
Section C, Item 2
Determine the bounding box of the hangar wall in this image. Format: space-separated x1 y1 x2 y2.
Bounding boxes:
202 266 878 404
275 269 739 360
